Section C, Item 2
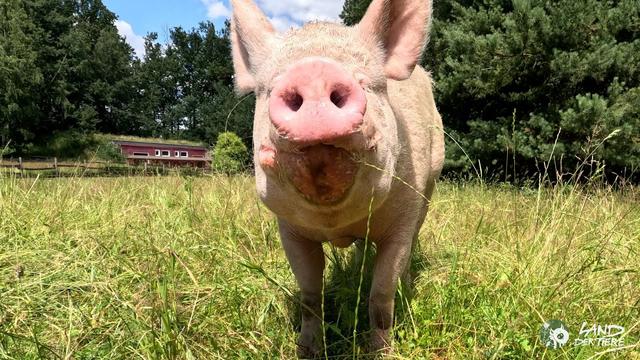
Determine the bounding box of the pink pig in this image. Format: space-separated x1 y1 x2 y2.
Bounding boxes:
230 0 445 355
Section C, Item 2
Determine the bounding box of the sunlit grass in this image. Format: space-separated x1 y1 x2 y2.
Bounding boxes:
0 174 638 359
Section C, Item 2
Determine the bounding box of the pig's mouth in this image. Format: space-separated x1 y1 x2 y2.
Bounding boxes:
276 144 359 205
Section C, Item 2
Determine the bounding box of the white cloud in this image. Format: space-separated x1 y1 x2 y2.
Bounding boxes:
115 20 146 59
201 0 231 19
269 15 298 32
257 0 343 25
202 0 344 31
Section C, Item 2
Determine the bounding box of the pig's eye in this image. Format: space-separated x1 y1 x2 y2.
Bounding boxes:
283 91 303 112
330 87 349 109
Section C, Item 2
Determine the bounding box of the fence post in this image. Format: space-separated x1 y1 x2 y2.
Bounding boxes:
54 157 59 177
18 157 23 177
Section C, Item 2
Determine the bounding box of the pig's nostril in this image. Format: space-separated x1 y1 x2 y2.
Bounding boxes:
330 88 348 109
283 92 303 112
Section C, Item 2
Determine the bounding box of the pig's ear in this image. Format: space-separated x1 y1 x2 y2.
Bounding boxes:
230 0 276 94
357 0 432 80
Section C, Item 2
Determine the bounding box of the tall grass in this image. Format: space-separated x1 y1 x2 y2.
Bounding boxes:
0 173 638 359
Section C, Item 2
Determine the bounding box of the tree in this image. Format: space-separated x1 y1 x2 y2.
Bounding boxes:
11 0 76 151
134 21 254 148
3 0 139 154
212 131 249 174
339 0 372 26
1 1 256 158
64 0 137 135
0 0 41 151
426 0 640 180
130 32 181 137
340 0 640 181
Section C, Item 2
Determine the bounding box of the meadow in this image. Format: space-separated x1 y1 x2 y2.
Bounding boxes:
0 174 638 359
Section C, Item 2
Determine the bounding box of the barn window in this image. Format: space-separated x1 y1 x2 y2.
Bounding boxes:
133 152 149 156
161 150 170 157
180 151 188 157
155 150 161 157
175 151 180 157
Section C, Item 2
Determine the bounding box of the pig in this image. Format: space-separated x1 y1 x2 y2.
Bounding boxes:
229 0 445 356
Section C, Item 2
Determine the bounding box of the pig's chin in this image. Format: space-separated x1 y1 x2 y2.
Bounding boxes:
276 144 358 205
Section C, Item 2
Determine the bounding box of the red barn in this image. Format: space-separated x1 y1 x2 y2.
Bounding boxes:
113 140 211 168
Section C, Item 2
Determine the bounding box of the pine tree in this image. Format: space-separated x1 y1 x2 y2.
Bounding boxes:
340 0 640 180
0 0 41 151
426 0 640 180
339 0 372 26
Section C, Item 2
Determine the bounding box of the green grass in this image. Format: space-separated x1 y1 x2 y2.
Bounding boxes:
103 134 207 147
0 175 638 359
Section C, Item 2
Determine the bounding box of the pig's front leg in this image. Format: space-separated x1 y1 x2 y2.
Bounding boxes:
279 221 325 358
368 237 413 353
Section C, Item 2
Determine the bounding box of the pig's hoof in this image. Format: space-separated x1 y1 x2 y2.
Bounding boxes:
369 329 393 356
297 320 322 358
296 342 320 359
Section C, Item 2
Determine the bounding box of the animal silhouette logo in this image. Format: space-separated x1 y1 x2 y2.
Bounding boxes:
540 320 570 349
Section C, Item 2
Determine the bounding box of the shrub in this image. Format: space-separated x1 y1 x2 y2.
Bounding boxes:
26 132 126 162
34 131 98 159
93 141 126 162
1 143 16 158
212 132 249 174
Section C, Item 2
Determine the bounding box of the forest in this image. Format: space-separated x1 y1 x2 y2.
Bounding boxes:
1 0 639 180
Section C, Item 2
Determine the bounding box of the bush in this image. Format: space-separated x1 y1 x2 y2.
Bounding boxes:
25 132 126 162
93 141 126 162
1 143 16 158
31 131 98 159
212 132 249 174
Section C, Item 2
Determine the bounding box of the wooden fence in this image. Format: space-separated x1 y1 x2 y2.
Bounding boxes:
0 157 212 177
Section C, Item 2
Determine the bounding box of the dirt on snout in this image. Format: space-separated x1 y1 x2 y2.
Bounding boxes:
277 144 358 205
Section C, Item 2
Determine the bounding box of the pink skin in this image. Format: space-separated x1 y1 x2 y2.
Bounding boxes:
268 57 367 144
230 0 443 355
258 144 276 169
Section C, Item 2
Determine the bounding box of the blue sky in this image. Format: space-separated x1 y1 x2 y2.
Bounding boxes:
105 0 345 59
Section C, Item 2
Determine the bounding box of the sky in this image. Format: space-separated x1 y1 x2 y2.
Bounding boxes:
104 0 345 59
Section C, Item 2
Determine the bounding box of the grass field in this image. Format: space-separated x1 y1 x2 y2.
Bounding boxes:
0 175 638 359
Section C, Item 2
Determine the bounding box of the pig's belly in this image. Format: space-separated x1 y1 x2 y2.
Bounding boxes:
329 236 358 248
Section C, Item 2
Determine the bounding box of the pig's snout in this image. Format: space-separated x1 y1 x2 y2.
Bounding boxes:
269 57 367 144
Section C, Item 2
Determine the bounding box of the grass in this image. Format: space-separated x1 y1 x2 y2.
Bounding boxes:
0 159 210 178
0 174 638 359
103 134 207 147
